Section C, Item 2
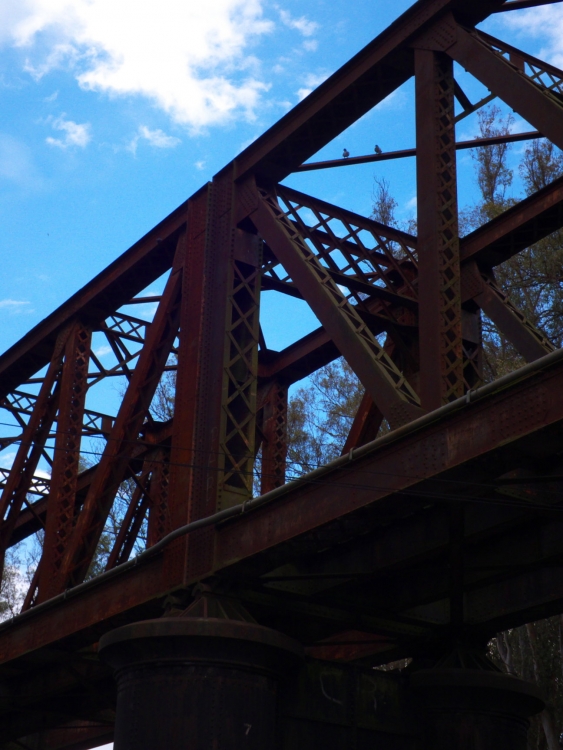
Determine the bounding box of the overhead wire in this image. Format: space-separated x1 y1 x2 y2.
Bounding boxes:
0 417 561 498
1 431 563 518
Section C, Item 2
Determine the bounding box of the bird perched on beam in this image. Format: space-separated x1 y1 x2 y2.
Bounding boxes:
374 144 382 154
342 148 350 158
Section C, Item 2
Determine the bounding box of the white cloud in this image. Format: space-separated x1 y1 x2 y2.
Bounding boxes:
94 344 112 357
0 298 31 312
279 9 318 37
303 39 318 52
499 5 563 69
46 114 91 148
194 160 206 170
128 125 181 155
0 451 16 470
3 0 275 129
296 71 328 101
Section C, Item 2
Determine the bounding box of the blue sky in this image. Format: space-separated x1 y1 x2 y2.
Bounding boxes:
2 0 563 361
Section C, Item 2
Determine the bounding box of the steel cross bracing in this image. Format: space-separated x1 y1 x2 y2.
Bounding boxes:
2 0 563 745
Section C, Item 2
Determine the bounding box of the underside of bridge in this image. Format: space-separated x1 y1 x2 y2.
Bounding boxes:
2 0 563 747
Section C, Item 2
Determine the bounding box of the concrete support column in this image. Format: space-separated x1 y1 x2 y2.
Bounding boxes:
411 668 544 750
99 618 303 750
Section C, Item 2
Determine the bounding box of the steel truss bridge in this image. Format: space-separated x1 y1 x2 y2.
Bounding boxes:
2 0 563 747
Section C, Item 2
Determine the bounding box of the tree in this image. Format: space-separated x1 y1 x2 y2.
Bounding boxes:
284 175 403 475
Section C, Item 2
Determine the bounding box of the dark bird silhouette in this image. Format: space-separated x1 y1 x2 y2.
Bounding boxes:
342 148 350 158
374 144 382 154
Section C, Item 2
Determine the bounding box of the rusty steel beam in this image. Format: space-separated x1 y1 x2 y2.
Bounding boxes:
214 351 563 574
0 553 167 664
219 218 262 508
414 49 463 408
296 130 543 172
341 392 384 454
252 185 423 428
494 0 563 10
276 184 418 255
35 321 91 606
166 183 224 582
447 24 563 152
233 0 507 183
274 179 563 282
104 468 151 571
146 449 170 548
258 326 339 384
460 174 563 268
466 266 555 361
260 380 288 494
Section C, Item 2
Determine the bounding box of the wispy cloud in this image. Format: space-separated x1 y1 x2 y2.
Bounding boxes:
94 344 112 357
0 451 16 470
279 9 318 37
0 298 32 313
296 71 328 101
128 125 181 155
46 114 91 148
499 5 563 69
4 0 276 129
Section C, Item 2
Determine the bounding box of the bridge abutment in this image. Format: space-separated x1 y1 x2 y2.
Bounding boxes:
99 617 303 750
410 660 545 750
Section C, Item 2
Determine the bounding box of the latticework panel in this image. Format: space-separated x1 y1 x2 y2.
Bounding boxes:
475 29 563 106
265 185 418 329
219 255 261 503
256 186 423 428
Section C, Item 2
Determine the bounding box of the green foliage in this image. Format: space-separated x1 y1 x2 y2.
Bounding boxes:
286 359 363 476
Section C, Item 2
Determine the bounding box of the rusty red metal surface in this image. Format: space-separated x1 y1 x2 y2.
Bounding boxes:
3 0 563 745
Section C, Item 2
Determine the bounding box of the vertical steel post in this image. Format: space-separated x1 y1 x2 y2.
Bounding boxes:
165 186 220 582
260 380 288 494
146 449 170 547
415 49 463 410
166 172 260 584
36 321 91 604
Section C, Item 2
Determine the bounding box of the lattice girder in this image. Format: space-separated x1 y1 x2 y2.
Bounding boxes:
252 183 424 429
